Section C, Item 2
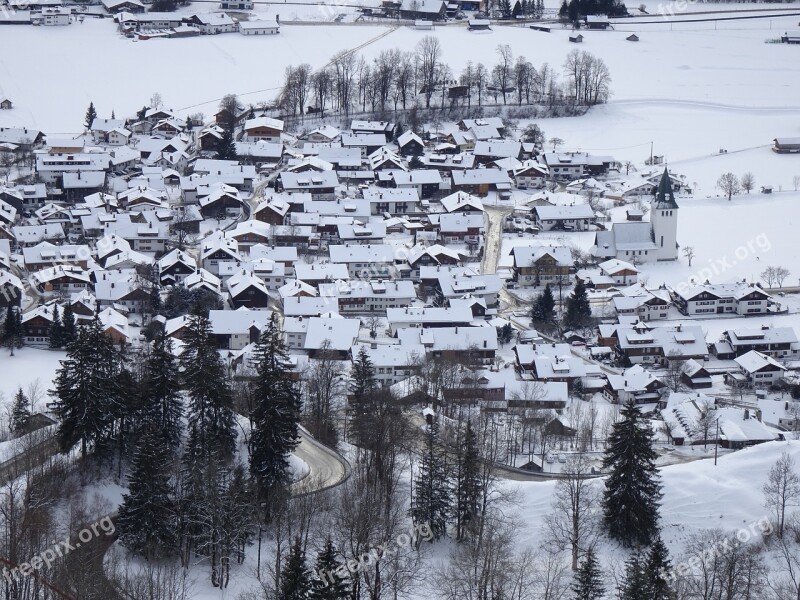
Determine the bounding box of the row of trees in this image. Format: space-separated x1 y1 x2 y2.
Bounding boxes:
49 310 303 586
279 38 611 120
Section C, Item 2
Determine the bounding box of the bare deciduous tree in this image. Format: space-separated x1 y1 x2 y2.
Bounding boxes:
763 451 800 537
683 245 696 267
545 453 600 570
717 172 740 201
741 171 755 194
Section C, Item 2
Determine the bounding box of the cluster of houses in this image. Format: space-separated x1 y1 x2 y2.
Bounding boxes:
1 100 799 448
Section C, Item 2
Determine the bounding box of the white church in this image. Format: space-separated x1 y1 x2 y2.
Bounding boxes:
591 168 679 263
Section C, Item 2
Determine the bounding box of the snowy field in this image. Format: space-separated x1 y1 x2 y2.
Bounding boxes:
1 14 800 133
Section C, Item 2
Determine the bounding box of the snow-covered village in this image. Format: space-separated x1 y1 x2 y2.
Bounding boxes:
1 0 800 596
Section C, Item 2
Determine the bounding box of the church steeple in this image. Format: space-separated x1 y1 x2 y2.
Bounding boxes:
653 167 679 209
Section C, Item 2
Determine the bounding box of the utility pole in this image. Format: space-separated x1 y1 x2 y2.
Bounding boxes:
650 141 653 166
714 417 719 466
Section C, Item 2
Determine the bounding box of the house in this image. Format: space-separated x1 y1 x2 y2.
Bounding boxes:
201 235 240 274
303 315 360 359
220 0 252 8
208 308 272 350
670 282 771 316
514 160 548 189
773 137 800 153
386 170 443 199
468 18 491 30
434 213 484 245
397 326 498 363
351 342 426 386
238 18 280 34
531 204 595 231
199 183 243 218
731 350 788 387
681 359 713 389
22 303 58 345
451 168 512 197
0 99 12 110
610 287 671 321
351 120 396 142
362 188 419 215
780 31 800 44
569 34 584 43
399 0 446 20
187 12 237 34
243 117 285 142
279 171 338 200
584 14 610 29
614 321 708 365
439 191 484 214
329 244 397 279
716 326 798 359
319 279 417 315
0 271 24 307
598 259 639 285
386 305 473 336
592 169 679 263
511 245 573 286
397 130 424 156
39 7 72 25
226 271 272 309
158 249 197 285
605 365 665 405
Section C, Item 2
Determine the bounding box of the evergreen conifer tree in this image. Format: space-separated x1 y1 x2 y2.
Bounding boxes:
531 283 556 323
602 400 663 547
61 303 77 347
249 314 302 497
454 419 482 541
2 306 23 355
180 309 236 461
84 102 97 130
618 554 649 600
348 346 376 447
216 127 238 161
10 388 30 436
117 426 176 559
644 536 675 600
309 538 350 600
48 304 63 349
51 317 123 455
279 536 311 600
564 280 592 330
411 416 451 540
559 0 569 17
142 329 183 449
572 549 605 600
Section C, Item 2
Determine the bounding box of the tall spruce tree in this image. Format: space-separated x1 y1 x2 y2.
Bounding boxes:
61 303 77 347
249 314 302 498
564 280 592 330
216 127 238 161
602 400 663 547
454 419 482 541
51 317 124 455
10 388 30 436
348 346 376 447
411 416 451 541
117 426 176 559
572 549 605 600
279 536 311 600
618 554 649 600
84 102 97 130
180 309 236 461
2 306 23 355
48 304 63 349
644 536 675 600
141 329 183 449
531 283 556 324
309 538 350 600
